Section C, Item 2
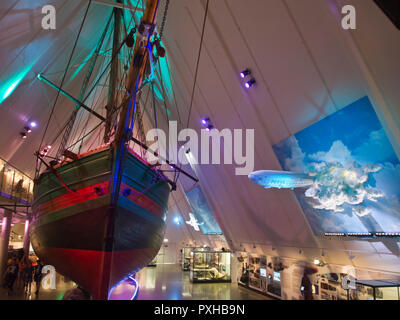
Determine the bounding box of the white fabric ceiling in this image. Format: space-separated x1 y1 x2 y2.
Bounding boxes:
0 0 399 274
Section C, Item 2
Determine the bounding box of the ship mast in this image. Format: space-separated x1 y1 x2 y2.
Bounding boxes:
103 0 122 144
114 0 159 147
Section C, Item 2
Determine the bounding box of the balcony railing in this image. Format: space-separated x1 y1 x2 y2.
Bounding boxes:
0 157 33 205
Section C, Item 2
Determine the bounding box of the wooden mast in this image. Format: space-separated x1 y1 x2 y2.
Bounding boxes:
95 0 160 300
103 0 122 143
114 0 159 146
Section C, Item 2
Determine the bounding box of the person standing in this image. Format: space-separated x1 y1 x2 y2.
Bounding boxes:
33 261 43 294
17 256 27 289
23 261 33 294
4 259 18 295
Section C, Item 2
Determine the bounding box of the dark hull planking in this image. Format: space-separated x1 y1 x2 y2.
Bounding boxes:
30 146 170 299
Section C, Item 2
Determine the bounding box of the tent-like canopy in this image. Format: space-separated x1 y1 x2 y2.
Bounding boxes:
0 0 399 275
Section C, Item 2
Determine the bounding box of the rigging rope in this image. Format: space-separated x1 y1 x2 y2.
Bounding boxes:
185 0 209 129
35 0 93 179
44 0 142 156
175 0 210 182
158 0 170 40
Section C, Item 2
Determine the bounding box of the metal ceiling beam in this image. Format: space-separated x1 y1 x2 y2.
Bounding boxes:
91 0 144 12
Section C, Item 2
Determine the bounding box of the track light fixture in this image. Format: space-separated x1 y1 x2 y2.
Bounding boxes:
24 126 32 133
201 117 214 131
244 78 256 89
20 132 27 139
201 117 210 125
240 69 251 78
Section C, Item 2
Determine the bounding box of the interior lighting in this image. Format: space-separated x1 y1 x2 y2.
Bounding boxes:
244 78 256 89
240 69 251 78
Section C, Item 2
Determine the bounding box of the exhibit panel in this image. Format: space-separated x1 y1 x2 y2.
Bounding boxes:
237 253 283 299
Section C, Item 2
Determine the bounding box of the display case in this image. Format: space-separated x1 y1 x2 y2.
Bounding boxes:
182 247 195 271
349 280 400 300
190 250 231 283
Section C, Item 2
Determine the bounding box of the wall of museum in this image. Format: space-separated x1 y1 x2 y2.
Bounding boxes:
234 250 400 300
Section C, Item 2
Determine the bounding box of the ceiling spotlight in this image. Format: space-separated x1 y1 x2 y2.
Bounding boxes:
24 126 32 133
20 132 27 139
244 78 256 89
201 117 210 125
314 259 320 265
205 124 214 132
240 69 251 78
174 217 181 225
30 121 37 128
47 145 52 149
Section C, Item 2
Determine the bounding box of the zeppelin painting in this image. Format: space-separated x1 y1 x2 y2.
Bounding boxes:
273 96 400 236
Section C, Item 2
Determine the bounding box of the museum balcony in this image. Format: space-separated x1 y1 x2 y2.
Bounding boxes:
0 156 33 207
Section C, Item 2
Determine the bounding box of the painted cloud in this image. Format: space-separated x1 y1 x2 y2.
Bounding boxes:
273 97 400 235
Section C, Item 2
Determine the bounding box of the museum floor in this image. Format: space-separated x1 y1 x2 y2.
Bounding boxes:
0 264 270 300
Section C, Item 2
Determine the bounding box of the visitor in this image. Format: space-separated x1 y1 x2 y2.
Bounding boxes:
33 260 44 294
17 256 27 289
3 259 18 295
23 261 33 294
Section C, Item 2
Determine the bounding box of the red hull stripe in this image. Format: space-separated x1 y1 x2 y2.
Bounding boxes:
34 181 110 217
119 182 165 218
41 246 157 299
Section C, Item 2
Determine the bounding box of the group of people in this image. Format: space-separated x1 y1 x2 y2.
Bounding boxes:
2 255 43 296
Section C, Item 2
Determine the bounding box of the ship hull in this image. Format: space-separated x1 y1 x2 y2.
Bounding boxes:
30 146 170 299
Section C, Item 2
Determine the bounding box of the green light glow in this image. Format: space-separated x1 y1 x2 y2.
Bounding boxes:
158 53 173 100
0 62 36 104
70 46 97 81
3 81 19 100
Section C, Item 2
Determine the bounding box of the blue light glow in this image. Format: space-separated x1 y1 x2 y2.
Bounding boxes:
128 276 139 300
174 216 181 225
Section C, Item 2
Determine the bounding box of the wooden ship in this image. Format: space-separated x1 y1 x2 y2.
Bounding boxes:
30 0 196 299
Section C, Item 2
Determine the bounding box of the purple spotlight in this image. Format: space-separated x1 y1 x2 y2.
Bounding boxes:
201 117 209 126
244 78 256 89
30 121 37 128
240 69 250 78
